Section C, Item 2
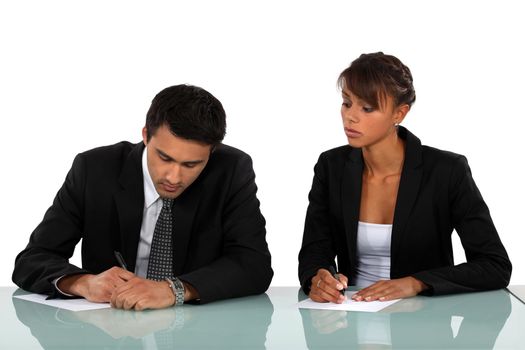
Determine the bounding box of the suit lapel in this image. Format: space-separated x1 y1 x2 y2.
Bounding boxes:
171 184 201 276
342 147 363 273
114 143 145 272
390 127 423 274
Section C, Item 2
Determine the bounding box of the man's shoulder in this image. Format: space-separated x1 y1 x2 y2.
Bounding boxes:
210 143 252 164
73 141 143 179
79 141 141 160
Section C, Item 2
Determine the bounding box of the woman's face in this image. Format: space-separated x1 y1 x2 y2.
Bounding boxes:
340 87 404 149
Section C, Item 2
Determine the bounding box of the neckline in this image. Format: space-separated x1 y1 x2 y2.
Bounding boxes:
358 221 393 227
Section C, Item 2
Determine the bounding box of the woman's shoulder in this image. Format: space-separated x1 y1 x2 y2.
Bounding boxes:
420 145 471 180
421 144 467 165
318 145 354 162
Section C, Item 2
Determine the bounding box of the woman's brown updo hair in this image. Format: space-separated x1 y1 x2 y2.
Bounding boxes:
338 52 416 110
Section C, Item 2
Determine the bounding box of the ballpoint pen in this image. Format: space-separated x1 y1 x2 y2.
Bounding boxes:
328 266 346 296
114 251 128 271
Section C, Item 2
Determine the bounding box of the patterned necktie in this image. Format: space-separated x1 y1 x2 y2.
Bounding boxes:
147 198 174 281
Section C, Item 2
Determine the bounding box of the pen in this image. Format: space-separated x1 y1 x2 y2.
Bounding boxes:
114 251 128 271
328 266 346 296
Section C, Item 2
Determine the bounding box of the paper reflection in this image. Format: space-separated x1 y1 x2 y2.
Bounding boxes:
299 289 511 349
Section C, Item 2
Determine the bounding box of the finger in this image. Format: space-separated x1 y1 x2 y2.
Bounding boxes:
317 279 346 302
123 295 138 310
312 287 345 304
320 273 346 293
114 289 137 310
111 285 131 308
337 273 349 288
134 299 148 311
357 282 394 301
352 280 387 300
118 269 136 281
113 280 134 295
110 292 121 309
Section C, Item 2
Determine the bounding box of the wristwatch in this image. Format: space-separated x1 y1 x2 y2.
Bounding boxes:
166 277 185 306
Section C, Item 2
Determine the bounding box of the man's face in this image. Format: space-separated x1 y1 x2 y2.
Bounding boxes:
142 124 212 199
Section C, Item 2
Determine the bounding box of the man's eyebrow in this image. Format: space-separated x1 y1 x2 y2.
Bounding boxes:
182 160 205 165
157 148 205 164
157 149 174 161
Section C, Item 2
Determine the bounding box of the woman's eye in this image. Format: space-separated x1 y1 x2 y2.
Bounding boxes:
363 106 374 113
342 101 351 108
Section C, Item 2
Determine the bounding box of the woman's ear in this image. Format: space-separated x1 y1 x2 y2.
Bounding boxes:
394 104 410 125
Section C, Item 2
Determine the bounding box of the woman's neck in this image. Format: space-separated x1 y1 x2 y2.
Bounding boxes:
362 130 405 178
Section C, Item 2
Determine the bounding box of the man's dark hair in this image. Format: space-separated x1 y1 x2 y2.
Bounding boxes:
145 84 226 145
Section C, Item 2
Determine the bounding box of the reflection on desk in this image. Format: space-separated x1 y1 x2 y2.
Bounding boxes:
298 289 512 349
4 287 525 349
12 289 273 349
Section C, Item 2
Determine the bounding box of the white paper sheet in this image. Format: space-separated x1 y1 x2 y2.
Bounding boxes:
298 295 400 312
13 293 111 312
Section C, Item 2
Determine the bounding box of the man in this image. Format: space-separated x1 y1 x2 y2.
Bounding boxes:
13 84 273 310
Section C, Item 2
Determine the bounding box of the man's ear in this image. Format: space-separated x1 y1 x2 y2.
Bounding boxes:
142 127 148 146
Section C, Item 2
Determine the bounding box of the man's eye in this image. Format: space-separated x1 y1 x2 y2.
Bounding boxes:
184 163 197 168
159 154 170 161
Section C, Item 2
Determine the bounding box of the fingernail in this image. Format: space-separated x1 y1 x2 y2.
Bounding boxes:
379 296 385 301
365 296 371 301
337 283 343 289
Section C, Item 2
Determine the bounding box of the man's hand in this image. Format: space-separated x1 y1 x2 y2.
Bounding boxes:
111 277 176 311
351 277 428 302
309 268 348 304
58 267 135 303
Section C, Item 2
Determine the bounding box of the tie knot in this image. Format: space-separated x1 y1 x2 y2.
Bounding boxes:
162 198 174 210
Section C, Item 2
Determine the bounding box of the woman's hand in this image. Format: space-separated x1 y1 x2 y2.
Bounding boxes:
351 276 428 301
309 268 348 304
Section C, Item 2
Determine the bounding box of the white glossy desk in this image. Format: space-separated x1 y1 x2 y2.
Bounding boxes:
1 286 524 349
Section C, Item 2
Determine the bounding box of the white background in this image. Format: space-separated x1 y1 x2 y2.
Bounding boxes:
1 0 523 287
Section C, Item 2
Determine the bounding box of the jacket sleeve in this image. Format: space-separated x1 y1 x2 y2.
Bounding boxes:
12 154 90 296
178 153 273 303
298 154 337 294
413 155 512 294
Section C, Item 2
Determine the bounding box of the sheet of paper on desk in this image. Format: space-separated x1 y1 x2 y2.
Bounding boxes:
13 293 111 312
298 296 400 312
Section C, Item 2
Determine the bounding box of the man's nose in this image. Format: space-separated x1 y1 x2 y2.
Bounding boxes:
165 164 182 183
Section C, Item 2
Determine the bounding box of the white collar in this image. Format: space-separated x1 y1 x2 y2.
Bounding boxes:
142 147 160 208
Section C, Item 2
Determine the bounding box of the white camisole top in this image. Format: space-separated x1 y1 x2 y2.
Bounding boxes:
354 221 393 288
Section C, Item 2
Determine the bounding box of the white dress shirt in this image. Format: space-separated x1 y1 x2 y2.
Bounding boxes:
135 146 165 278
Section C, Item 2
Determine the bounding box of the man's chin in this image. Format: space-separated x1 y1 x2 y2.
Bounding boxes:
157 187 184 199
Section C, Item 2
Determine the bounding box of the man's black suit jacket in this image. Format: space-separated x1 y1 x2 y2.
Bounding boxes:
13 142 273 303
299 126 511 295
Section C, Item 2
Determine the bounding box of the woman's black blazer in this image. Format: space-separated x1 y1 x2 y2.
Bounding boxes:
299 126 511 295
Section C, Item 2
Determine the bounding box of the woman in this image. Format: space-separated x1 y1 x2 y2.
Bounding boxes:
298 52 511 303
